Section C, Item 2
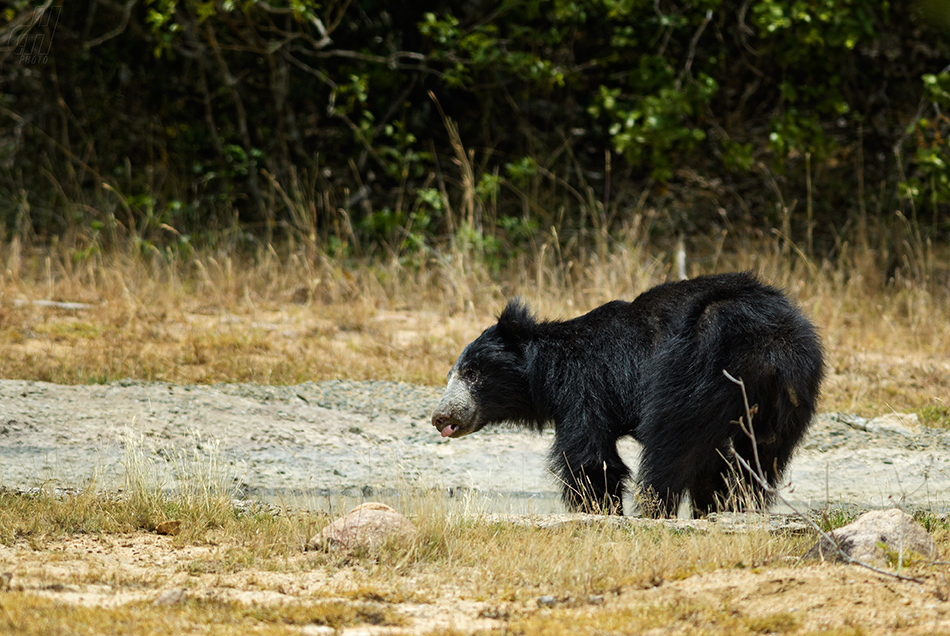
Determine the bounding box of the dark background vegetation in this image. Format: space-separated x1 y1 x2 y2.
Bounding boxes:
1 0 949 262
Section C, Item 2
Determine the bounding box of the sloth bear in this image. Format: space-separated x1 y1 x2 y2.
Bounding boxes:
431 272 824 517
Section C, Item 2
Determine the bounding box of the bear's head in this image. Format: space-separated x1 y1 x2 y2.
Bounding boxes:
431 299 537 438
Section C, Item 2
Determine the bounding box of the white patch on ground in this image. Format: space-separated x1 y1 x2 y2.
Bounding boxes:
1 380 950 513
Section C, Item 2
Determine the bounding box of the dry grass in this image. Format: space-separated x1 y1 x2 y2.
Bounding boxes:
0 592 408 635
2 482 950 635
0 230 949 633
1 230 948 419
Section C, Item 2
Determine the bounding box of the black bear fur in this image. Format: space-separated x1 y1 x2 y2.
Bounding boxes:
431 272 824 517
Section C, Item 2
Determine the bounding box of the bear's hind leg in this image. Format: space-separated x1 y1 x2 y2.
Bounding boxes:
724 427 793 510
636 448 691 518
687 449 743 516
708 399 810 514
688 435 785 516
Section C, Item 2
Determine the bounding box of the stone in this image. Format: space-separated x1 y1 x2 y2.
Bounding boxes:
537 595 557 607
803 508 936 566
836 412 919 437
153 589 186 605
155 520 181 536
308 502 417 552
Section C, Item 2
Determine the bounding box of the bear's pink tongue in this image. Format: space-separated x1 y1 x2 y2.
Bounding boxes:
440 424 456 438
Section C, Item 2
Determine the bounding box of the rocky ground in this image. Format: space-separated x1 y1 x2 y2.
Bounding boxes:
2 379 949 515
4 379 950 635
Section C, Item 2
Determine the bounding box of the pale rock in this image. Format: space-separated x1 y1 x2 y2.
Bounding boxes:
308 502 417 552
153 588 186 605
804 508 936 565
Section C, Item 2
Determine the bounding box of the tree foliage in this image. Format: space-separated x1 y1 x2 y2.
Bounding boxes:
0 0 948 251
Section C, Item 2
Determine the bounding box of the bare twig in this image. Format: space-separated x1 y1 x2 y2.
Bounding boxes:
0 0 54 44
313 48 427 64
676 9 713 90
85 0 138 49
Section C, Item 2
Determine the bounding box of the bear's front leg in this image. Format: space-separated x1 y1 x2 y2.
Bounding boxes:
551 437 630 515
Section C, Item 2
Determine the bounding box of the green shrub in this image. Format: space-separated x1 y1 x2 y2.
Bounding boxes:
1 1 947 254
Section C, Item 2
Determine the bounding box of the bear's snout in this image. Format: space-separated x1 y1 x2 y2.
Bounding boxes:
432 370 478 438
432 412 458 437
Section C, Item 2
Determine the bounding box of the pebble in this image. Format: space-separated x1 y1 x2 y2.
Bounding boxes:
537 595 557 607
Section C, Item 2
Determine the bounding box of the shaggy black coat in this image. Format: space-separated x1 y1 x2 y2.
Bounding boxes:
434 272 824 516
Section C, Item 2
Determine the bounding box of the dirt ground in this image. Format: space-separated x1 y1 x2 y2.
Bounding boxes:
1 379 949 513
3 379 950 634
2 533 950 635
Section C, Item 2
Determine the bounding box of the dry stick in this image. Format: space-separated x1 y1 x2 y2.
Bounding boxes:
676 9 713 90
721 369 925 584
84 0 137 49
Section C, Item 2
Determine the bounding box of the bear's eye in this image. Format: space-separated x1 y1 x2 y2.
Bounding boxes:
460 368 478 383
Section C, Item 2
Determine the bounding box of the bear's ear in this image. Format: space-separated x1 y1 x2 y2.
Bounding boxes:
496 298 536 341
